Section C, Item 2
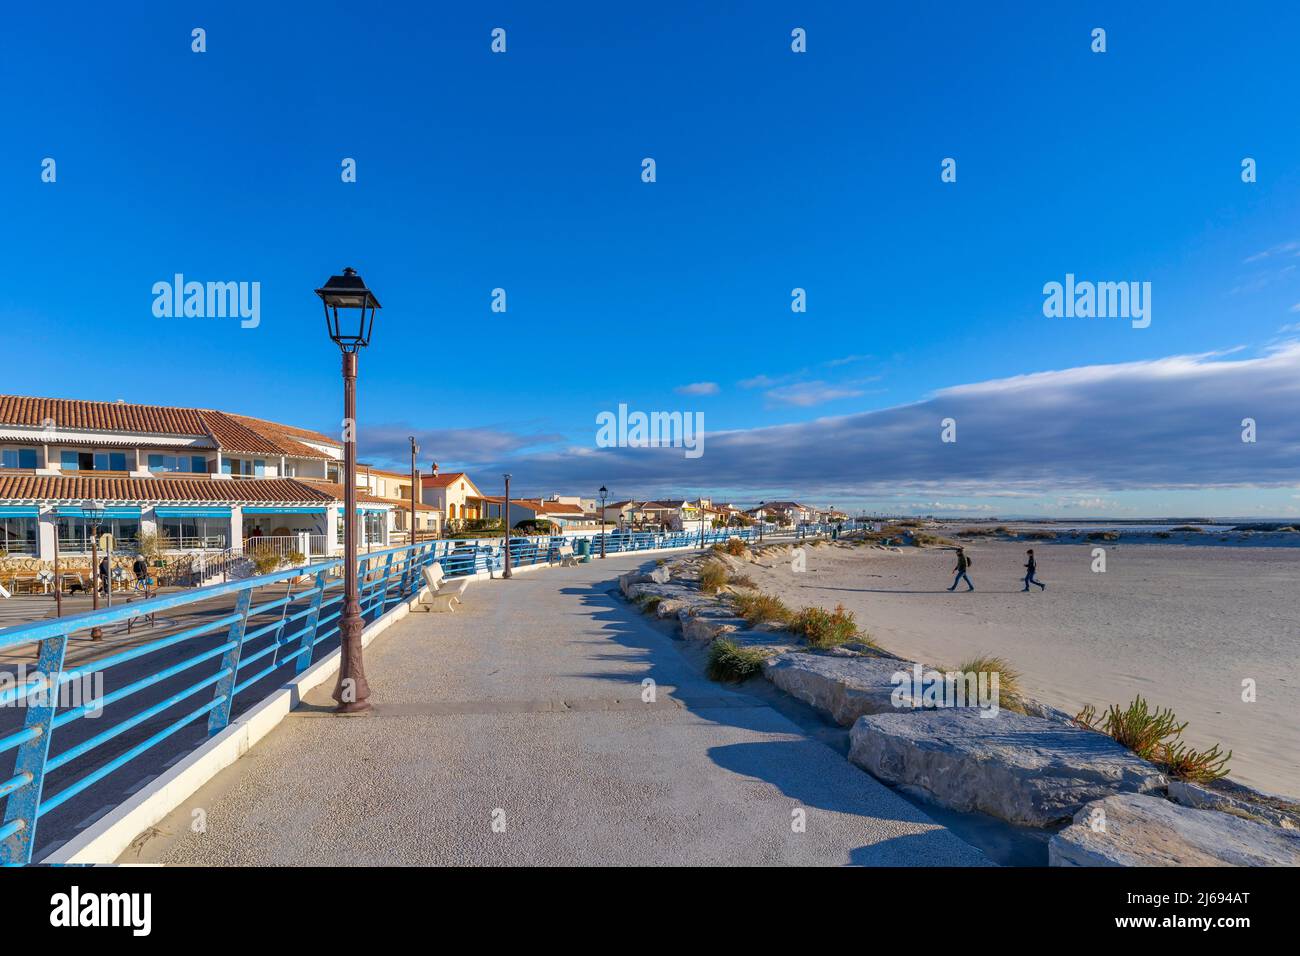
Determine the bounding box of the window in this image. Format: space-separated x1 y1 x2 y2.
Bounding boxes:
59 450 126 471
0 447 37 469
157 517 229 550
222 458 265 477
148 454 207 474
0 517 37 554
56 516 140 552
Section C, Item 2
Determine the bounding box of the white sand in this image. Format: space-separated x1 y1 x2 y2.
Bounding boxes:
741 539 1300 798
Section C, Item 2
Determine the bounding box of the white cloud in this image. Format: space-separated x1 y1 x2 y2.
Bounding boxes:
764 381 866 407
675 381 719 396
466 344 1300 500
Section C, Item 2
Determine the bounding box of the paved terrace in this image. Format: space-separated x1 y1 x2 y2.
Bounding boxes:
121 554 988 866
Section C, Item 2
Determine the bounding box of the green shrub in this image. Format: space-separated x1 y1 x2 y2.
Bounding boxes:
1076 696 1231 780
791 604 858 647
286 550 307 566
250 552 282 576
698 560 729 594
1075 696 1187 761
707 639 769 682
1159 740 1232 782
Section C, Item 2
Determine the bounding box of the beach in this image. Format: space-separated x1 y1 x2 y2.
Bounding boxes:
740 539 1300 798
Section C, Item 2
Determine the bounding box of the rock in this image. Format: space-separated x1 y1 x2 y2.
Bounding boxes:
1168 779 1300 831
1049 793 1300 866
618 571 654 598
849 709 1167 827
679 606 746 642
649 566 671 584
1016 697 1077 725
763 653 922 726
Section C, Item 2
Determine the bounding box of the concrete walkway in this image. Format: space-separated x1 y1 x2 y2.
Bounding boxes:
120 554 988 866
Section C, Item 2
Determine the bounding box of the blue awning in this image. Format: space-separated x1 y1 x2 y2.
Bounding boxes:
242 506 326 515
101 507 141 519
154 507 233 519
0 506 38 518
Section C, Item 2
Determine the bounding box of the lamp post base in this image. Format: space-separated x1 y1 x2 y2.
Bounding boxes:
331 608 372 713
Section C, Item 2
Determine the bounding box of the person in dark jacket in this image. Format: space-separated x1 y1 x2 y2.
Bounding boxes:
98 555 111 596
1022 548 1046 591
946 547 974 592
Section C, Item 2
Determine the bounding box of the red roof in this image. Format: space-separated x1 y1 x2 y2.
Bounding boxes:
0 394 339 460
0 475 364 504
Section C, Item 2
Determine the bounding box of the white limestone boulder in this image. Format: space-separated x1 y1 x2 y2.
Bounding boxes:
849 709 1167 828
1168 779 1300 831
763 653 923 726
1049 793 1300 866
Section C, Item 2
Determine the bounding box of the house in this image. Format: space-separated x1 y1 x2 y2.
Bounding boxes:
420 470 506 531
745 500 818 525
358 465 442 540
508 497 599 530
0 393 401 561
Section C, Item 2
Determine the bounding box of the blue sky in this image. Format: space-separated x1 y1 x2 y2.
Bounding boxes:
4 2 1300 516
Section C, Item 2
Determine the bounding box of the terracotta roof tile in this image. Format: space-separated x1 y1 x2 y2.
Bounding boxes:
0 475 345 504
0 395 209 435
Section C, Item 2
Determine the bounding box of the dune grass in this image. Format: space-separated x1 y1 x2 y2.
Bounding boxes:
698 559 729 594
731 590 794 626
953 654 1023 700
791 603 859 647
707 638 770 682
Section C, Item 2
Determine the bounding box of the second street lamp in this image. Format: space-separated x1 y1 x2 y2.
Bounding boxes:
317 266 381 714
502 473 512 578
598 485 608 559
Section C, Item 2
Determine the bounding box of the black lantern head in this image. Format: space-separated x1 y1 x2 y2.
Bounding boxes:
317 267 381 353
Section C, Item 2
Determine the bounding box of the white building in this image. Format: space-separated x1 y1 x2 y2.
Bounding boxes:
0 394 395 563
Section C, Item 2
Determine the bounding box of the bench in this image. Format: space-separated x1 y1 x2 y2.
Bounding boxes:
555 544 579 567
413 562 470 612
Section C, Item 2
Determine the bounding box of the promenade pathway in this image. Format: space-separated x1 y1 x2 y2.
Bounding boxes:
121 554 988 866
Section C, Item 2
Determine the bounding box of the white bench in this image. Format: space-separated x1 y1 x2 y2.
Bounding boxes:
555 544 579 567
414 563 470 613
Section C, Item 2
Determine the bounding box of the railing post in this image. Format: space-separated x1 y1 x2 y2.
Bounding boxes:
295 569 329 675
207 588 253 735
0 632 69 865
377 552 395 615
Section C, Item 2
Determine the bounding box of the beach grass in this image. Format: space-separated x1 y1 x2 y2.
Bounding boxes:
706 638 769 682
791 603 859 647
699 560 729 594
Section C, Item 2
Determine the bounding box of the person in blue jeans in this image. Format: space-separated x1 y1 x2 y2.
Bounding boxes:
1022 549 1046 591
947 547 974 591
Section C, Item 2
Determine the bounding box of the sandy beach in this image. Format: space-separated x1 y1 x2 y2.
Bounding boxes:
741 539 1300 798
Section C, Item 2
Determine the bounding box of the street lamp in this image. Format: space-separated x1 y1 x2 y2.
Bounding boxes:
317 266 381 714
502 474 513 579
758 500 765 543
698 496 706 548
598 485 608 559
409 436 419 547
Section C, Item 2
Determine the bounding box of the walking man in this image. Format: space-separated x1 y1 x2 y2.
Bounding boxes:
947 547 974 592
1022 548 1046 592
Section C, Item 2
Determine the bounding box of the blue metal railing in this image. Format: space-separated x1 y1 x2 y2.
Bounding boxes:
0 521 849 864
